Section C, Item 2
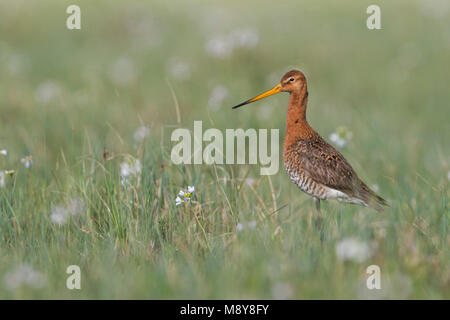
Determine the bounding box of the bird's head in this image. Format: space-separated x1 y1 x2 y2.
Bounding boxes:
232 69 306 109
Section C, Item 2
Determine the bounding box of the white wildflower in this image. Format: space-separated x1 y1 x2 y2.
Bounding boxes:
230 28 259 48
4 264 46 290
329 126 353 148
329 133 344 147
50 205 68 226
205 36 233 58
133 126 151 142
120 159 142 178
236 220 258 232
205 28 259 59
20 155 33 168
120 163 131 178
208 85 228 110
34 80 60 105
0 171 4 188
175 185 195 206
50 198 86 226
245 178 255 186
120 159 142 186
336 238 373 263
0 170 15 187
109 57 137 86
0 149 7 156
167 57 191 81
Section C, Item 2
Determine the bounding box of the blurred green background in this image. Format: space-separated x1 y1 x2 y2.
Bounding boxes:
0 0 448 299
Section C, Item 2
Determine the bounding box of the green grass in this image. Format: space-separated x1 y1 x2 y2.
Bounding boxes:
0 0 448 299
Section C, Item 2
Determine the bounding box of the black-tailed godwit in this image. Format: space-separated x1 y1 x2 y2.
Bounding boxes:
232 70 387 213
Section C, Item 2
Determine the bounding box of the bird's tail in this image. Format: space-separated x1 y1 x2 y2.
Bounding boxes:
359 182 389 212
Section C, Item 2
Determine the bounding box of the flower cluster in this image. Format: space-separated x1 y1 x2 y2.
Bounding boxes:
0 149 20 188
120 158 142 185
166 57 191 81
208 85 229 111
236 220 257 232
0 171 5 188
133 126 151 143
329 126 353 148
4 264 46 291
20 155 33 168
175 186 195 206
0 170 15 188
205 28 259 59
109 57 137 86
335 237 373 263
34 80 60 105
50 198 86 226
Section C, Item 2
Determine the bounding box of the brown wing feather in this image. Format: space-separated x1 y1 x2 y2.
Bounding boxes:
285 136 387 210
288 137 358 192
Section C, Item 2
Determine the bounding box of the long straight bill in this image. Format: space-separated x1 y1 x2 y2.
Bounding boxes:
232 83 282 109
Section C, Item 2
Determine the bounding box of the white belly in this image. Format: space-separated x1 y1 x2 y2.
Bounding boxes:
321 186 368 206
286 167 367 206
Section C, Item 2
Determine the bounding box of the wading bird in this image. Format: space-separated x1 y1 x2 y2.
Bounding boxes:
232 70 387 213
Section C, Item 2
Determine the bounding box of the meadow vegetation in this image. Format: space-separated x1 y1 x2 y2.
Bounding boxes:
0 0 448 298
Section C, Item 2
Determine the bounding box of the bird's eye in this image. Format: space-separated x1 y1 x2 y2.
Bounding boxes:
289 77 295 82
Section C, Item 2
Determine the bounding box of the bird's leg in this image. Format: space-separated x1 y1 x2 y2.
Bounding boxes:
313 197 323 229
314 197 321 213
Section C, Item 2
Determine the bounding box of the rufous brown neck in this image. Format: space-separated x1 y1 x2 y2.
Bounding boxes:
283 84 316 149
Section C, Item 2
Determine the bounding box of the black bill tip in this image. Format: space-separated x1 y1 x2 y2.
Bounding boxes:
232 100 250 109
